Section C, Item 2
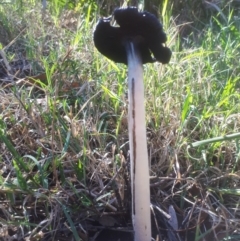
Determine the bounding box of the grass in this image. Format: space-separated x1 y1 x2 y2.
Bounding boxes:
0 0 240 240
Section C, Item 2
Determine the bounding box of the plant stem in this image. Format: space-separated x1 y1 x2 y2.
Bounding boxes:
189 132 240 148
125 41 151 241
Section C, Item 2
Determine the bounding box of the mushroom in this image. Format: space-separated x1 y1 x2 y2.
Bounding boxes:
94 7 171 241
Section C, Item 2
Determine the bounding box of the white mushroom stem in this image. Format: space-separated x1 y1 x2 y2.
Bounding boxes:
125 41 151 241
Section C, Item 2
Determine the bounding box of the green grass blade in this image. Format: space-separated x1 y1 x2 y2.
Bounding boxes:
58 202 81 241
13 160 28 191
23 155 48 189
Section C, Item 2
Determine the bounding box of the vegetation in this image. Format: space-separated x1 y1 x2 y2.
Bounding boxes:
0 0 240 240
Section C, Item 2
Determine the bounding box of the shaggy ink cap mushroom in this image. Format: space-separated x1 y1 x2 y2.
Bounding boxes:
93 7 172 65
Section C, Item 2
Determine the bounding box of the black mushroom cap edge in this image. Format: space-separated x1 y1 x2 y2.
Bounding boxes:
93 7 172 65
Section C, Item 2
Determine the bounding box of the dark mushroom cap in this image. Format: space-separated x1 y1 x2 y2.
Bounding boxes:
93 7 171 65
